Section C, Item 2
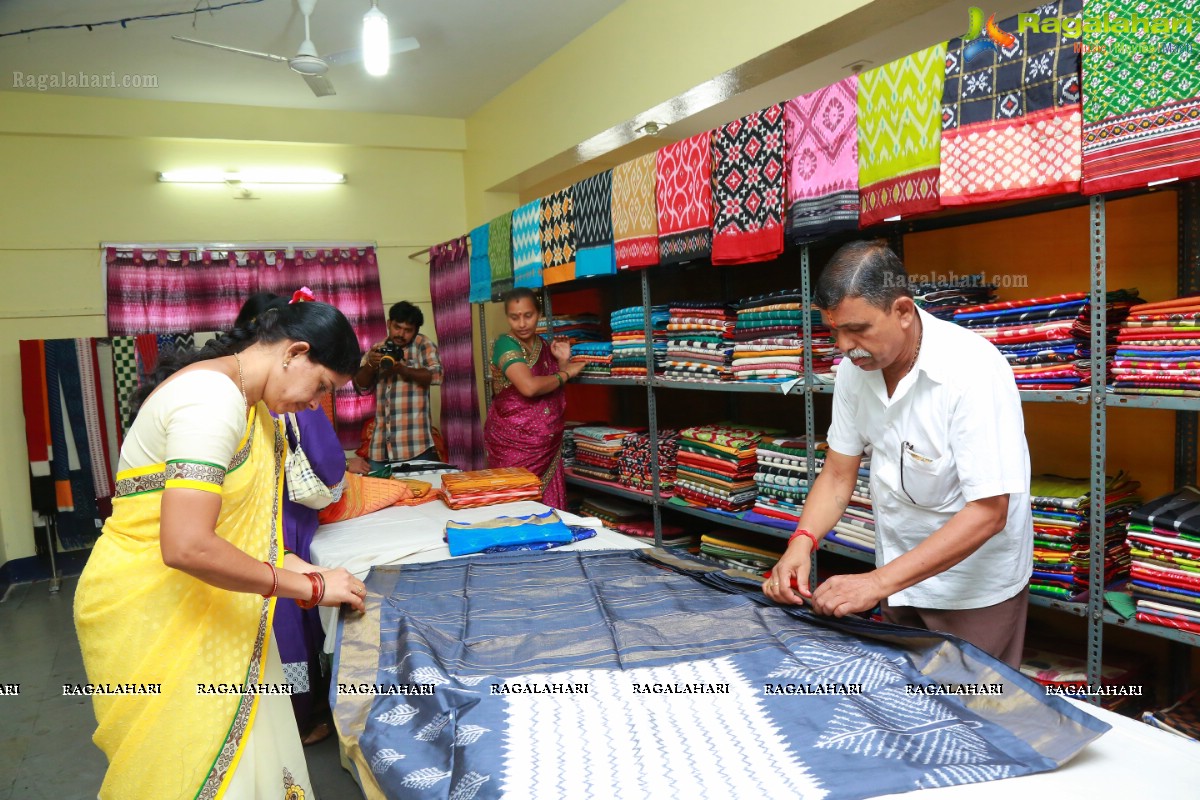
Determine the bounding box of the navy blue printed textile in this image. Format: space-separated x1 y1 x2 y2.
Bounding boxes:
335 549 1107 799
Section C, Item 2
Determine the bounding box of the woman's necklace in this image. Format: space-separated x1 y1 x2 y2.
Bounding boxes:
232 352 249 408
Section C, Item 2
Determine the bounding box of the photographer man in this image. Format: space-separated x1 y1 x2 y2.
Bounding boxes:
353 301 443 469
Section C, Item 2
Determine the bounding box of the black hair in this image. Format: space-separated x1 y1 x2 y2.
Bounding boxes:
501 287 540 313
128 301 362 423
813 240 912 311
388 301 424 329
234 292 286 329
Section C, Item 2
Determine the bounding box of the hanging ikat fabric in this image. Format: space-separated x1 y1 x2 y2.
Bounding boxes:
656 132 715 265
511 200 543 289
540 188 577 285
711 104 786 265
858 42 948 226
612 152 660 270
783 76 861 244
573 170 617 278
488 212 514 300
1081 0 1200 193
940 0 1083 206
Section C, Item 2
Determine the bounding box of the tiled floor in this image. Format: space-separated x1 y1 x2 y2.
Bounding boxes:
0 578 361 799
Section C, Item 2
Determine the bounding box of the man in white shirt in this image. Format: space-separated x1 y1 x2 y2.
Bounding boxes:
763 241 1033 667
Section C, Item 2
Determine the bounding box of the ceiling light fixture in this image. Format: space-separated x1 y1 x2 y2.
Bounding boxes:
362 1 390 77
157 169 346 184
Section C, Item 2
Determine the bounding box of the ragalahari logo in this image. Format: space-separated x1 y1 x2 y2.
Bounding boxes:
963 7 1017 62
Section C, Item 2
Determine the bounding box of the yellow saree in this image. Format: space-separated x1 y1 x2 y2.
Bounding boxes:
74 402 299 800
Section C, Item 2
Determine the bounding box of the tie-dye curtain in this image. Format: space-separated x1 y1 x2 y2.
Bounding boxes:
429 237 485 470
104 245 386 446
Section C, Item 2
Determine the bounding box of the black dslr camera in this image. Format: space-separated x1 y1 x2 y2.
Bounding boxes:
378 340 406 370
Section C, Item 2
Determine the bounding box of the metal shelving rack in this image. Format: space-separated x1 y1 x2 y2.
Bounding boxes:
539 179 1199 695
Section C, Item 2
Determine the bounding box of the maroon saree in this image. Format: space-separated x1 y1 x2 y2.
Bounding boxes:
484 334 567 509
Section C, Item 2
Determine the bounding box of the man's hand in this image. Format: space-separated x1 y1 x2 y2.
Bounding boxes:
810 571 888 618
762 538 814 605
365 342 386 369
346 456 371 475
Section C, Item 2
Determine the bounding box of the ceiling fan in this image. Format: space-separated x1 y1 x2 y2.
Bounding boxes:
171 0 419 97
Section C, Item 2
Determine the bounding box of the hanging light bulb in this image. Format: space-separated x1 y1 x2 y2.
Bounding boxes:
362 1 390 77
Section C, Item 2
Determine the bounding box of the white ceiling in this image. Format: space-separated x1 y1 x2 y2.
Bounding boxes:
0 0 624 117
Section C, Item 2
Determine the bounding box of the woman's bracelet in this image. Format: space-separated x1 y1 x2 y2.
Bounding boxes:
554 371 565 387
296 572 325 609
261 561 278 598
789 529 821 550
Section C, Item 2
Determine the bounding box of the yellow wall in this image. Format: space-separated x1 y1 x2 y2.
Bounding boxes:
0 91 467 564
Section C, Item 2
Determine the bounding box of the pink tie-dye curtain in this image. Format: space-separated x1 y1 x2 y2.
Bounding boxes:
104 245 386 446
429 237 485 470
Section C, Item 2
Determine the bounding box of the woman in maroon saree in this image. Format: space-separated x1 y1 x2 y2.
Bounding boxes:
484 288 584 509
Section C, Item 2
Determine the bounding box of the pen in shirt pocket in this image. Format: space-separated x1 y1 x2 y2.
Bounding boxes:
903 441 934 463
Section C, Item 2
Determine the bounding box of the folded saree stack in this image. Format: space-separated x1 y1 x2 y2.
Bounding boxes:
1071 288 1141 365
537 313 607 345
1027 473 1141 599
561 421 584 469
675 425 763 511
609 305 668 378
441 467 543 509
616 429 678 495
954 293 1089 389
699 530 787 576
569 425 634 483
574 495 697 549
663 302 736 382
1112 295 1200 397
730 289 811 382
569 341 613 378
911 276 995 321
750 437 819 526
1126 486 1200 634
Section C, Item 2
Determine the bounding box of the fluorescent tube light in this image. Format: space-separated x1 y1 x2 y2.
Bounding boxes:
363 2 390 77
158 169 346 184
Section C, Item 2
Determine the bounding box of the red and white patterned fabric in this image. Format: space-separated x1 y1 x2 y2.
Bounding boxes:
711 104 786 265
655 132 714 265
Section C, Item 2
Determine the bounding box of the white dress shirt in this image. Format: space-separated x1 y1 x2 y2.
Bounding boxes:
826 307 1033 609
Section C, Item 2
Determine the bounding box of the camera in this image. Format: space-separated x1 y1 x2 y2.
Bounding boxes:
378 340 405 369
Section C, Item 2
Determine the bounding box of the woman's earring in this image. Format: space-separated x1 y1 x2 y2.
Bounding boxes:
283 360 291 369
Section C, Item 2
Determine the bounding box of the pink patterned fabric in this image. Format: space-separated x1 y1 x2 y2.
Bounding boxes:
105 245 385 445
429 237 485 470
484 337 567 509
783 76 860 244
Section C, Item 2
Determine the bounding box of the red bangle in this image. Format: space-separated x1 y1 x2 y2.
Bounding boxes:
261 561 278 598
789 529 820 550
296 572 326 609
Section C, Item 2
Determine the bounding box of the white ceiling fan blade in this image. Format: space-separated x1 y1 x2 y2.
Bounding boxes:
172 35 290 64
323 37 419 67
303 73 336 97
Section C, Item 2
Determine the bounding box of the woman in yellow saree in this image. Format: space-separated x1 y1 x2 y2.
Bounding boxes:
74 301 368 800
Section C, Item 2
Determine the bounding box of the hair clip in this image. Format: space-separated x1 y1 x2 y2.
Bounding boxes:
290 287 316 304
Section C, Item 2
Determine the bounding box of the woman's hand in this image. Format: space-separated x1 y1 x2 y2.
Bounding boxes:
346 456 371 475
318 567 367 613
550 338 572 365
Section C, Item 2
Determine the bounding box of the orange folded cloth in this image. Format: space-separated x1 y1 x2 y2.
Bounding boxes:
441 467 542 509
